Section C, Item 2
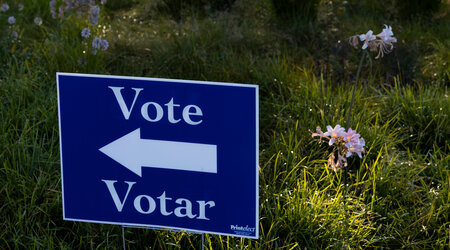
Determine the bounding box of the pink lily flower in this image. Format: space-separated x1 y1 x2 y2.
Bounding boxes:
345 138 365 158
344 128 360 144
324 125 345 146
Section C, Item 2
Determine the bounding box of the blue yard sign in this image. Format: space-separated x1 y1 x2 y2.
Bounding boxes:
57 73 259 239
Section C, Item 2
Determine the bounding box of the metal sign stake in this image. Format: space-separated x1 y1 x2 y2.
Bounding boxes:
122 226 126 250
121 225 206 249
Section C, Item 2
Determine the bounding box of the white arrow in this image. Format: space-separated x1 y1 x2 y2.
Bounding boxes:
99 128 217 177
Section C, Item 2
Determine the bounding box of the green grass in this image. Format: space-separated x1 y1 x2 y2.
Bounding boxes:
1 0 449 248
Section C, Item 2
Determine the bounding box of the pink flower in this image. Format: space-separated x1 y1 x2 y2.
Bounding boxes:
328 152 348 171
324 125 345 146
311 125 366 171
311 126 324 138
359 30 376 50
343 128 360 143
345 138 365 158
311 126 327 144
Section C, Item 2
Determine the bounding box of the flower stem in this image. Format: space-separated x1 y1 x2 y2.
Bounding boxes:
346 51 366 129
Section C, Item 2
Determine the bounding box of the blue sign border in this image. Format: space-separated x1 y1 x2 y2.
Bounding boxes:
57 72 259 239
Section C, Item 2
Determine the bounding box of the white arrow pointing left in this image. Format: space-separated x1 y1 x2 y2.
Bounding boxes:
99 128 217 177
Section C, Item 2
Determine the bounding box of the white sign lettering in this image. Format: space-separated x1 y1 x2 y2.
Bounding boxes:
102 179 215 220
109 86 203 125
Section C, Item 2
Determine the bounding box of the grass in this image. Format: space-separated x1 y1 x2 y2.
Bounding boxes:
1 0 449 248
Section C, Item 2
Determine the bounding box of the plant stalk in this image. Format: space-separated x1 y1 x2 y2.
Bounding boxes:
346 51 366 129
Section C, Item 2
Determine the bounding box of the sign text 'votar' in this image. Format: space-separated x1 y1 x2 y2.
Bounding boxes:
57 73 259 238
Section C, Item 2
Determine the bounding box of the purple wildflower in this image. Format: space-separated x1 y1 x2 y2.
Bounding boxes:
8 16 16 25
11 31 18 39
50 0 57 18
81 27 91 38
92 37 102 49
89 5 100 25
58 6 64 18
1 3 9 12
100 39 109 51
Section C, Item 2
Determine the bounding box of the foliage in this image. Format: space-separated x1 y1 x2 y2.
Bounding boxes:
155 0 234 21
270 0 320 24
104 0 138 11
0 0 449 248
395 0 443 19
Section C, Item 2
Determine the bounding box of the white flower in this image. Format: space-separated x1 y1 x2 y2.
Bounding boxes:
1 3 9 12
377 24 397 43
373 25 397 58
359 30 376 50
349 25 398 58
8 16 16 25
34 16 42 26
